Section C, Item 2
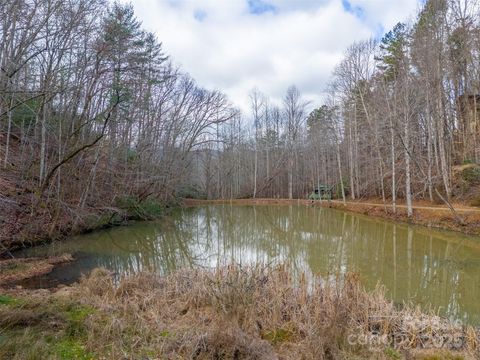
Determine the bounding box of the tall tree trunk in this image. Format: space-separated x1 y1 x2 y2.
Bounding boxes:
404 112 413 218
253 141 258 198
3 97 14 168
336 142 346 204
39 103 47 185
390 114 396 213
348 113 355 200
288 155 293 199
436 61 451 199
426 96 434 202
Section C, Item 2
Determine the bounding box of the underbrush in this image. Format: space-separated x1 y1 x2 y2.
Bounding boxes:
114 196 164 220
1 266 479 359
0 194 168 255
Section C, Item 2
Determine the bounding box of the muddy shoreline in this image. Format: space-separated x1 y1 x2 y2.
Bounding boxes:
0 254 73 288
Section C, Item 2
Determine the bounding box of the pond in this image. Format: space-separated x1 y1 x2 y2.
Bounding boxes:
19 204 480 325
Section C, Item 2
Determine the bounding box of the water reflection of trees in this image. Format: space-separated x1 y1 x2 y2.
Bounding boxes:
184 205 480 324
27 204 480 324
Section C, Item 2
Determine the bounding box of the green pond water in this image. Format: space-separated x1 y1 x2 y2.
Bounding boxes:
19 204 480 325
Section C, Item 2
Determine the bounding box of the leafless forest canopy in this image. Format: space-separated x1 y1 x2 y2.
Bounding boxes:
1 0 480 247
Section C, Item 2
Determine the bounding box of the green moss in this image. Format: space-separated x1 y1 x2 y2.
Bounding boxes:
66 305 95 322
0 295 19 306
261 328 292 344
54 339 95 360
0 297 97 359
65 304 95 338
416 354 464 360
384 347 401 359
142 349 157 358
159 330 170 337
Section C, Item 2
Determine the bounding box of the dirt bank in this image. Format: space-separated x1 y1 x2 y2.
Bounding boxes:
0 254 73 287
326 199 480 236
184 198 480 236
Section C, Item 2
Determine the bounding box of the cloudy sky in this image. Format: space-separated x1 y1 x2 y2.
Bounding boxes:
128 0 420 113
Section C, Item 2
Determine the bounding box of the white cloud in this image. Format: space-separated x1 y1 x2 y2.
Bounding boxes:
127 0 419 114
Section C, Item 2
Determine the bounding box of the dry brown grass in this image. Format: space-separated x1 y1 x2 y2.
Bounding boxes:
53 266 478 359
1 265 478 359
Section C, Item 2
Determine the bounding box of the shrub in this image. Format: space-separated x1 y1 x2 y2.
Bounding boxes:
461 165 480 185
114 196 163 220
176 184 207 199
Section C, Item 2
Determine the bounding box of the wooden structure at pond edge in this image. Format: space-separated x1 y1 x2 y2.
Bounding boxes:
308 185 333 200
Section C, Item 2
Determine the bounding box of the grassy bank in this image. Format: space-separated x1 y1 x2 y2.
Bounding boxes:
184 198 480 236
1 265 478 359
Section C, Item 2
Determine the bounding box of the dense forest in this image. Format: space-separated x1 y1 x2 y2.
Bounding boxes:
0 0 237 250
200 0 480 213
1 0 480 251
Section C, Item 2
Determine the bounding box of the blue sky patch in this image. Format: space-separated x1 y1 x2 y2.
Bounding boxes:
342 0 365 21
194 9 207 21
374 24 385 40
247 0 276 15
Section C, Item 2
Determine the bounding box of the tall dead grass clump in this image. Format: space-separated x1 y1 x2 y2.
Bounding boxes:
73 265 479 359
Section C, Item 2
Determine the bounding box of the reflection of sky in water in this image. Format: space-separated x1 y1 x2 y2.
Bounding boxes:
19 205 480 325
